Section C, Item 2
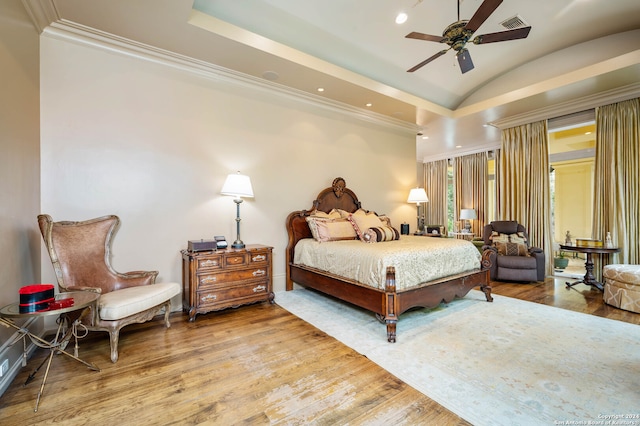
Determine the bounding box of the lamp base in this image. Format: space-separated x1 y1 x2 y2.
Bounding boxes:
231 241 245 249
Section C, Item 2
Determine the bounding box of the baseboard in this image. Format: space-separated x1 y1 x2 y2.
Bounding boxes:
0 317 46 397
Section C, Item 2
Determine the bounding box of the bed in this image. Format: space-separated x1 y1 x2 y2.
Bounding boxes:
285 177 493 342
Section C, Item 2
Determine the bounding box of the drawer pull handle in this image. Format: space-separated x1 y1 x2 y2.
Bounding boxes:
201 276 217 284
252 269 266 277
229 257 243 264
253 285 266 293
201 260 219 267
201 294 217 302
252 255 266 262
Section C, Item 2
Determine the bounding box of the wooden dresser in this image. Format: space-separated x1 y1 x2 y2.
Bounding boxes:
181 244 274 322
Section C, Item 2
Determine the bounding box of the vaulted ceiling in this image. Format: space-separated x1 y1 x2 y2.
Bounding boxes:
26 0 640 161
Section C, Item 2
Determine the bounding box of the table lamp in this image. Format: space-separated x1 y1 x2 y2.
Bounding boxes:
221 171 254 249
407 188 429 235
459 208 477 233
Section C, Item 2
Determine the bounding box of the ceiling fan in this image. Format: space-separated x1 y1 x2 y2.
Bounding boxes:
405 0 531 74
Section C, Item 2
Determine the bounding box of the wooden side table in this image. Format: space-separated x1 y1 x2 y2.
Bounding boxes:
181 244 274 321
0 291 101 412
560 244 620 291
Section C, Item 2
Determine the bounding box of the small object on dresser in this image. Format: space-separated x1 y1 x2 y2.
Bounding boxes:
214 236 228 249
188 239 217 252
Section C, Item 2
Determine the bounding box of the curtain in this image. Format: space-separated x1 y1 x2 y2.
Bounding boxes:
422 159 449 232
593 97 640 276
498 120 553 276
453 152 488 236
494 148 501 219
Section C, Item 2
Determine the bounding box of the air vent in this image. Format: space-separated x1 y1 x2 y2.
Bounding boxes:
500 15 528 29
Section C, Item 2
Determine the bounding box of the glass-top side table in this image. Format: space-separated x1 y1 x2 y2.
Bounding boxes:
0 291 101 412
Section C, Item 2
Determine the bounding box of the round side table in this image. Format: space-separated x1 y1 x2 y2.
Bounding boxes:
0 291 101 412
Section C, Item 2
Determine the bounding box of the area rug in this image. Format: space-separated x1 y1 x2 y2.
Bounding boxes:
275 288 640 425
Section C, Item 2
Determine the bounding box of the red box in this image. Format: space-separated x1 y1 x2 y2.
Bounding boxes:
19 284 55 313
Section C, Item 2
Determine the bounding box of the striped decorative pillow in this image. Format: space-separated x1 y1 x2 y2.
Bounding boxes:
363 226 400 243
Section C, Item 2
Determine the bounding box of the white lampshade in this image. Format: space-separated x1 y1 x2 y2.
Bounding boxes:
407 188 429 204
460 208 477 220
221 172 254 198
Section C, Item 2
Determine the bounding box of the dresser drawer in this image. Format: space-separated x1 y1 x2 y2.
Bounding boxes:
196 255 223 270
224 252 247 267
249 252 269 265
197 267 269 287
197 281 269 308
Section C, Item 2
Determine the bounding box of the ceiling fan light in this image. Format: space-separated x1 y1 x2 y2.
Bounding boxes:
457 49 474 74
395 12 408 24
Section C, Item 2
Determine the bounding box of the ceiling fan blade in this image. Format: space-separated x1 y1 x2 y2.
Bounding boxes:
407 49 449 72
473 26 531 44
405 32 446 43
465 0 503 32
456 49 474 74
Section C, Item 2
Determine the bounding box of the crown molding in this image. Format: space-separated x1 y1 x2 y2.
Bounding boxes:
36 18 418 136
21 0 59 33
421 141 500 164
489 82 640 130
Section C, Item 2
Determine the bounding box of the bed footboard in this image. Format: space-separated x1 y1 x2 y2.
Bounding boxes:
383 266 398 342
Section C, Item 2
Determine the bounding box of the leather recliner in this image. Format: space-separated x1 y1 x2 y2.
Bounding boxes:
482 220 545 282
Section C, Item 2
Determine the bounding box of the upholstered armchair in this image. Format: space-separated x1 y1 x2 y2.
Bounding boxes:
482 220 545 282
38 214 181 362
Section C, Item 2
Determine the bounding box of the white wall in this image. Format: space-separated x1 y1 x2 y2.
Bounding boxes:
0 0 42 395
39 29 418 304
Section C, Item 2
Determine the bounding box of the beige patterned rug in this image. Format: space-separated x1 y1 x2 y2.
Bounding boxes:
276 288 640 425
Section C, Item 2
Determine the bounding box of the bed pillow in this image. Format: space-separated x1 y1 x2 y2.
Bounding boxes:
509 232 527 244
490 231 510 244
347 209 386 240
494 241 529 256
306 210 342 239
378 215 393 228
308 209 342 219
334 209 352 219
306 217 357 242
362 226 401 243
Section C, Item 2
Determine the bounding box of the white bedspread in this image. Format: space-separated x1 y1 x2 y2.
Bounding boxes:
293 235 481 291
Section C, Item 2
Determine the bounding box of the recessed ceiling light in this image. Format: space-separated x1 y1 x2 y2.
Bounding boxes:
456 145 462 148
422 136 429 140
366 103 372 107
395 12 408 24
262 71 279 81
317 87 324 92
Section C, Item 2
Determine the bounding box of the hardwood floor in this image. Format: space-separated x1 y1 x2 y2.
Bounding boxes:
491 277 640 325
1 277 637 425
